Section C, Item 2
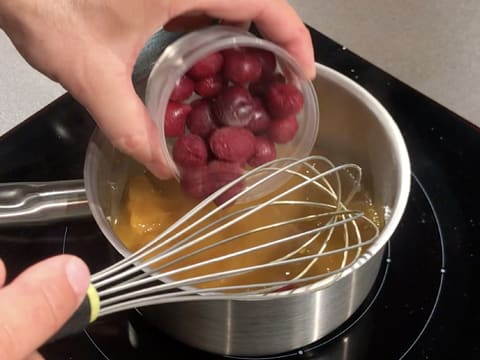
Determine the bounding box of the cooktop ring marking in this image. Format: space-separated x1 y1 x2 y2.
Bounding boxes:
84 329 110 360
62 225 68 254
398 173 446 359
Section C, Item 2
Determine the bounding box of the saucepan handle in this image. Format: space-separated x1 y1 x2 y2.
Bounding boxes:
0 179 91 226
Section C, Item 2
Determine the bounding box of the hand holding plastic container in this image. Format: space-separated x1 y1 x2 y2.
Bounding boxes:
145 26 319 204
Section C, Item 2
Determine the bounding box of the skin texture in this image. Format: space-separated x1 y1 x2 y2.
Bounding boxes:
0 1 314 357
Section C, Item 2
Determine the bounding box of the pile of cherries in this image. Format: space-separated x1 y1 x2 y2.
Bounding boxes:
164 47 305 204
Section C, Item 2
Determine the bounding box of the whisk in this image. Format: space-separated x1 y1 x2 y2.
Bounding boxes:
52 155 380 341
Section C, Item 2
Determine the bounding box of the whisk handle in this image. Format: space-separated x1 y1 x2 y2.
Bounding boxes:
48 284 100 343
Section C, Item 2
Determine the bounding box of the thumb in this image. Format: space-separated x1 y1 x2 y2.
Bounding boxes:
0 255 90 360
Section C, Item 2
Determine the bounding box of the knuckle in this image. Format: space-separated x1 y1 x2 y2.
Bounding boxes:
36 285 63 334
112 133 151 162
293 23 310 41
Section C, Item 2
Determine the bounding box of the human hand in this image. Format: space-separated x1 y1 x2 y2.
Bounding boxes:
0 0 315 179
0 256 90 360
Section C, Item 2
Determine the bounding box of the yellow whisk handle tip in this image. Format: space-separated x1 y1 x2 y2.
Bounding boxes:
87 284 100 323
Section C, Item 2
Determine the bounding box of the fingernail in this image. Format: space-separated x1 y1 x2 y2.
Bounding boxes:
306 61 316 80
65 257 90 304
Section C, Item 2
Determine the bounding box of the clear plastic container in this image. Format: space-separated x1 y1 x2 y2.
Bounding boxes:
145 26 319 200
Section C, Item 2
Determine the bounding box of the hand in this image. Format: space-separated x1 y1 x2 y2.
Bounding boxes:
0 0 315 179
0 256 90 360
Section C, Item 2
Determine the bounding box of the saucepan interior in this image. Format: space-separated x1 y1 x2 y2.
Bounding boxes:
83 61 410 355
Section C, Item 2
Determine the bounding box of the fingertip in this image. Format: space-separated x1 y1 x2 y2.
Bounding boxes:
305 61 316 80
290 25 316 80
294 49 316 80
305 55 316 81
147 162 175 180
144 118 176 180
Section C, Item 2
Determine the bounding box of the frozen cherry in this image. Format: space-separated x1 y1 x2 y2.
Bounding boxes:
209 127 256 163
213 183 244 206
246 98 271 134
172 134 208 169
164 101 191 137
181 166 210 199
249 48 277 79
170 75 194 101
187 52 224 80
249 73 286 98
213 85 255 127
248 137 277 167
195 74 224 98
223 48 262 84
180 161 244 203
267 117 299 144
186 100 217 138
207 160 245 205
208 160 244 183
266 83 304 118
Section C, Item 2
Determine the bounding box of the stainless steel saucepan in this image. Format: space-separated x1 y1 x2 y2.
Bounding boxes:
0 32 410 356
127 63 410 356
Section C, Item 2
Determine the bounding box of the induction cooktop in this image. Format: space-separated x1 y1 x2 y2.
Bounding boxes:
0 26 479 359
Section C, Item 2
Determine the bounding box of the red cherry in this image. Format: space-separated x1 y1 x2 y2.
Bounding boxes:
170 75 194 101
180 160 244 204
266 83 304 118
181 166 210 199
164 101 191 137
209 127 256 163
249 48 277 79
195 74 224 98
267 117 299 144
213 85 255 127
186 99 218 139
187 52 224 80
249 73 286 98
248 136 277 167
223 48 262 85
207 160 245 205
246 98 271 134
172 134 209 169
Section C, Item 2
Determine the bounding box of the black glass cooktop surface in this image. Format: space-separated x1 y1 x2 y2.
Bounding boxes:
0 26 479 359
